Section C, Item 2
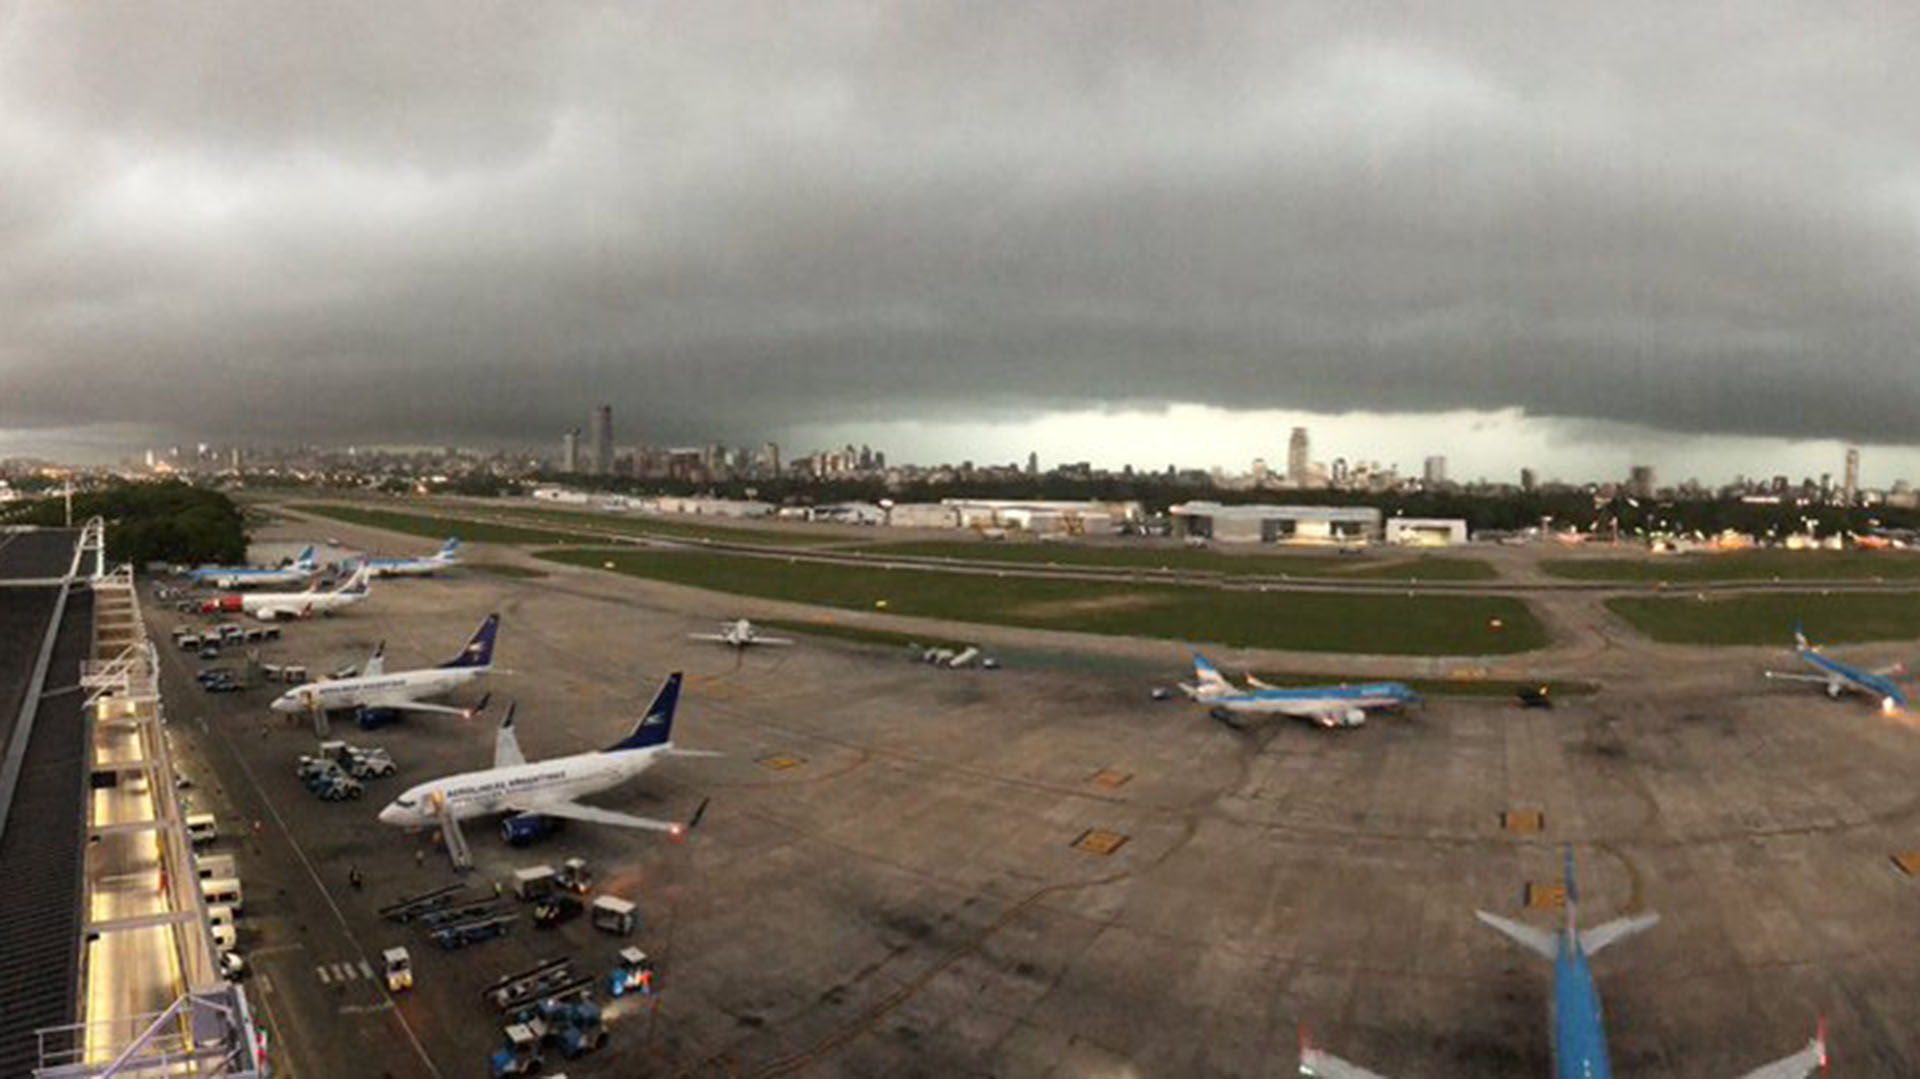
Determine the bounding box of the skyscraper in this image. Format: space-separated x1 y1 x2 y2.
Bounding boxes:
1844 446 1860 506
562 429 581 473
1520 467 1537 493
1628 465 1656 500
1423 455 1448 487
588 405 613 475
1287 427 1309 486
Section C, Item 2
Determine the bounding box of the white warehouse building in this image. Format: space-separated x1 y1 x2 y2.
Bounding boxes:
1169 502 1381 545
1383 517 1470 546
888 499 1142 535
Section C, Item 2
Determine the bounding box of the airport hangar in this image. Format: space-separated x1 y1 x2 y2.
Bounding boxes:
1168 502 1468 546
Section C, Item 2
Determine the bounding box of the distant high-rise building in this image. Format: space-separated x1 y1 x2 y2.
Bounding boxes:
1423 455 1448 487
1520 467 1537 493
1844 446 1860 506
1628 464 1656 500
1251 458 1270 487
1287 427 1309 486
588 405 613 475
1027 451 1038 476
759 442 781 476
562 429 581 473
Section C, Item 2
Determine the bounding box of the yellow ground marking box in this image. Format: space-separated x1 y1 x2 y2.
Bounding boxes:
1091 769 1133 790
1072 830 1130 856
1890 851 1920 876
758 755 806 771
1526 882 1567 910
1503 810 1545 834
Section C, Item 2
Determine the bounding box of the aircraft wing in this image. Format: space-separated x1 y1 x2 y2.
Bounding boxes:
687 634 732 642
504 799 681 835
364 696 481 718
752 636 794 646
1474 910 1558 960
1762 671 1833 685
1578 912 1660 956
1730 1029 1826 1079
1299 1045 1395 1079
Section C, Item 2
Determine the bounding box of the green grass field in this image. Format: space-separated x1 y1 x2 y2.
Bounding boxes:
1546 550 1920 582
538 547 1545 655
488 504 846 548
852 540 1496 581
1607 593 1920 645
463 562 550 579
290 503 608 546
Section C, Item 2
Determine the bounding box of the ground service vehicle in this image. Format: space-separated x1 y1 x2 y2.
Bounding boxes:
433 914 515 950
608 948 655 997
186 814 218 845
384 947 413 992
590 896 637 936
512 866 558 901
533 894 584 929
489 1024 543 1078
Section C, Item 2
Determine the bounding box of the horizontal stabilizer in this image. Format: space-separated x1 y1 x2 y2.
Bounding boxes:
1579 911 1660 957
1474 910 1557 960
1731 1019 1826 1079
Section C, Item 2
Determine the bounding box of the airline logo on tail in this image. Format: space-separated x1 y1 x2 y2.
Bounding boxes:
440 613 500 670
607 672 682 752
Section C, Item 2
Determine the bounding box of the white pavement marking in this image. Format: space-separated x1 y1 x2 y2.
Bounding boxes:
358 959 375 981
211 711 445 1077
316 965 331 985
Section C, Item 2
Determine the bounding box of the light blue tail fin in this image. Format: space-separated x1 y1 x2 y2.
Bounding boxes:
605 672 682 752
439 537 461 559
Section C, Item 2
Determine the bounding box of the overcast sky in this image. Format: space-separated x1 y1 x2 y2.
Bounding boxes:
3 3 1918 480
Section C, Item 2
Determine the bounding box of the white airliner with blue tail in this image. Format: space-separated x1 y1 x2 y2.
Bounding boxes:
1765 623 1909 714
1181 654 1419 728
1301 847 1826 1079
186 546 319 589
366 537 461 578
377 672 714 846
269 613 498 719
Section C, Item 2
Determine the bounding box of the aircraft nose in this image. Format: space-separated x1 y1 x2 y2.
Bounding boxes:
377 803 402 825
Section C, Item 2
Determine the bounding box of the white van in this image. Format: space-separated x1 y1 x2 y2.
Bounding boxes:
185 814 218 845
200 877 243 911
195 853 237 881
207 904 237 931
210 922 237 952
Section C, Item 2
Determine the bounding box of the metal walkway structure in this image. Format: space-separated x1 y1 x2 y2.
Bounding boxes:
0 520 264 1079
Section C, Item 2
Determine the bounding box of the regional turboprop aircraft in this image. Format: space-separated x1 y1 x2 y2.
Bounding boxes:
1764 624 1909 714
688 619 793 649
1180 653 1418 728
1300 848 1826 1079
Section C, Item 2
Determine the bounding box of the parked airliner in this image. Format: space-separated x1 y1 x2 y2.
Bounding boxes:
186 546 319 589
377 671 712 841
270 613 498 718
366 537 461 578
199 563 371 621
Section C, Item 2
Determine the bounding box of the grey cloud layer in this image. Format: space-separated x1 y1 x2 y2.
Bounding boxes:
2 2 1918 448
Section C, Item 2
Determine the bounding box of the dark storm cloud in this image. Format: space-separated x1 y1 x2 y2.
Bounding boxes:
3 2 1919 450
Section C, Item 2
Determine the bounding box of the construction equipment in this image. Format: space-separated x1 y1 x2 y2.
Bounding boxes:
380 884 469 923
383 947 413 992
